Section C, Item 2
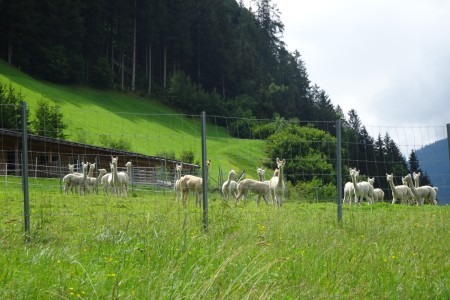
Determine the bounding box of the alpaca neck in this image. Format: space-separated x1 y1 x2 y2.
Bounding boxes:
387 178 399 197
88 167 94 178
351 174 359 191
277 167 284 187
226 173 232 185
81 166 88 182
112 163 119 182
406 178 418 196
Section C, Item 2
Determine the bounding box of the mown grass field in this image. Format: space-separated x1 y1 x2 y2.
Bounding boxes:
0 60 266 180
1 177 449 299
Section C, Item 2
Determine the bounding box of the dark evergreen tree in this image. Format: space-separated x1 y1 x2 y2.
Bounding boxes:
0 82 28 131
32 99 67 139
310 84 337 135
408 150 432 186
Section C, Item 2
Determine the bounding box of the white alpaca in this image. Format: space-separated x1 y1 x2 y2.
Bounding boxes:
110 157 129 196
350 168 374 204
269 158 286 207
91 169 108 193
85 162 97 193
413 171 438 193
64 163 83 193
179 159 211 207
222 169 238 201
386 173 415 205
101 164 113 195
343 167 356 204
121 161 132 196
63 162 89 195
343 182 355 204
174 163 183 201
235 178 270 205
368 177 384 202
404 174 437 205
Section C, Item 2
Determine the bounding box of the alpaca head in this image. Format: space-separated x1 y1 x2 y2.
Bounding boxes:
276 158 285 169
368 177 375 185
111 156 118 165
126 161 132 167
89 162 96 171
82 162 89 173
257 167 265 177
68 164 75 173
176 163 182 172
386 173 393 182
402 174 411 185
351 169 360 181
413 172 421 180
229 169 237 178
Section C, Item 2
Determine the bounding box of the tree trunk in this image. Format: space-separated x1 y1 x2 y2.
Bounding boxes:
131 0 137 92
7 27 13 64
163 42 167 89
121 53 125 90
147 43 152 96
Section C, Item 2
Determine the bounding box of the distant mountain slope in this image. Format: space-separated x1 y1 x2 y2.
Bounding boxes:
415 138 450 205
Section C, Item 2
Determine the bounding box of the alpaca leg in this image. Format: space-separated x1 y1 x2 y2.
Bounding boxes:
181 189 188 207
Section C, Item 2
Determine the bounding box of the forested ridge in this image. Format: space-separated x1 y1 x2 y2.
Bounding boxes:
0 0 335 123
0 0 433 193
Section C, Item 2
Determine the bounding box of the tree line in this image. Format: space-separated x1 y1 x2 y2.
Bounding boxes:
0 0 328 122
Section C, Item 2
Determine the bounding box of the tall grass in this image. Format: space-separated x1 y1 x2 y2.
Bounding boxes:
1 180 449 299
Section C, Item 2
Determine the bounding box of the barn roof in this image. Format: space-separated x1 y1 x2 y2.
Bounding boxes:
0 128 198 169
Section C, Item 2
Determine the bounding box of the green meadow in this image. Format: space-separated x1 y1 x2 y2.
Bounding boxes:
1 60 450 299
0 60 265 181
1 177 449 299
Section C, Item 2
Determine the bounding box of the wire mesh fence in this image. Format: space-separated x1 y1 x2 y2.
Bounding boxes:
0 102 449 240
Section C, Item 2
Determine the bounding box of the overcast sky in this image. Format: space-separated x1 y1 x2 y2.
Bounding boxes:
244 0 450 151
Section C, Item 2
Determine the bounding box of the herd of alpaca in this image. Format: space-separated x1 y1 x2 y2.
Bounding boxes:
220 158 285 207
173 157 286 207
344 168 437 205
62 156 438 206
63 157 132 196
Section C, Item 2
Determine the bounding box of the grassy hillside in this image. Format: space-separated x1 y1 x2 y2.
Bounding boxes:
0 60 266 180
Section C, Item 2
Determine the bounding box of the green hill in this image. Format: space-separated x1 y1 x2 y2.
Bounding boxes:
0 60 267 181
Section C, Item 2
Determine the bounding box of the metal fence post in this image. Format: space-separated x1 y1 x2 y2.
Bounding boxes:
21 102 30 240
201 111 208 231
336 119 342 224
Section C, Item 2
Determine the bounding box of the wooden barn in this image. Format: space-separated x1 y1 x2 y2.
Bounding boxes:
0 129 199 185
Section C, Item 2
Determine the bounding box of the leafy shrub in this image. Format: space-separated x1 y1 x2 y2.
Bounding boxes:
99 134 132 151
180 150 195 164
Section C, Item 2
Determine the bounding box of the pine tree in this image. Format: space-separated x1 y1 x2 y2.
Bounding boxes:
0 83 28 131
32 99 67 139
408 150 432 186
